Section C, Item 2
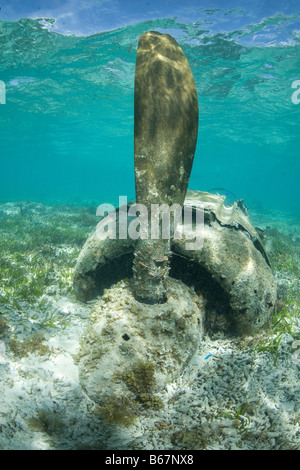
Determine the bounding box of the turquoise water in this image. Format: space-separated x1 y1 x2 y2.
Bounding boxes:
0 7 300 450
0 13 299 212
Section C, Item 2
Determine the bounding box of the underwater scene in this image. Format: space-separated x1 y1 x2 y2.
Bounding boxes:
0 0 299 451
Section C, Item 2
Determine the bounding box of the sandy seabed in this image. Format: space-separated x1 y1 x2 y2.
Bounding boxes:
0 201 299 450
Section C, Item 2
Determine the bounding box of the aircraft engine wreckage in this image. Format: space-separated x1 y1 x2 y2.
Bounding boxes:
73 31 277 408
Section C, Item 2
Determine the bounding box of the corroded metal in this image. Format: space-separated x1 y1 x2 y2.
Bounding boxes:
133 31 198 303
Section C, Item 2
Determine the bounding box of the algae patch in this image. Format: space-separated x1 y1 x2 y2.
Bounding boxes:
95 394 139 426
8 332 52 358
122 361 164 410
